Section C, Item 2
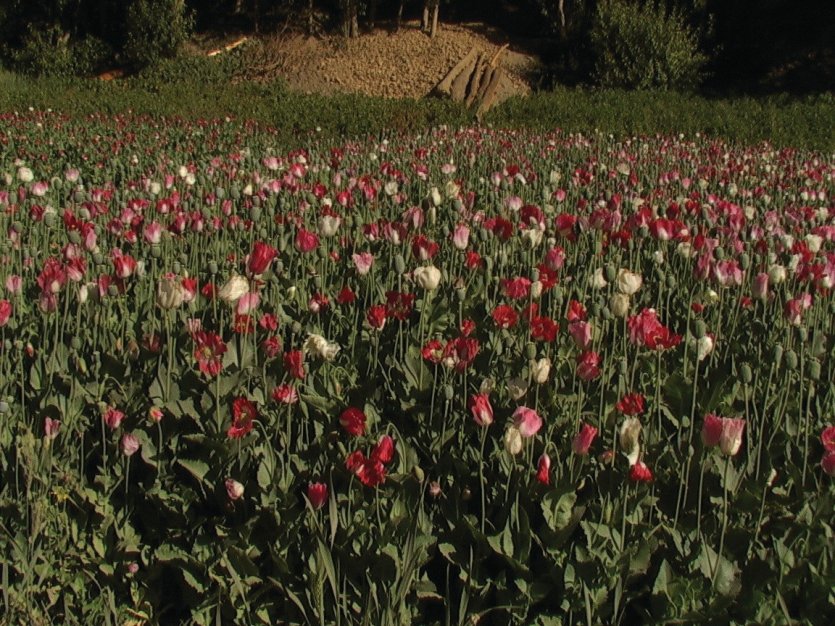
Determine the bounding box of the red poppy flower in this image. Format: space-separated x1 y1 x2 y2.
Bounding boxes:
502 277 531 299
421 339 444 363
616 393 646 416
385 291 415 320
530 316 559 342
336 286 357 305
492 304 519 329
366 305 387 330
284 350 305 379
193 331 227 377
339 407 367 437
227 398 257 439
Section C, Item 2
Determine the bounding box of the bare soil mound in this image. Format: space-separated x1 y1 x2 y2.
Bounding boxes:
220 21 542 100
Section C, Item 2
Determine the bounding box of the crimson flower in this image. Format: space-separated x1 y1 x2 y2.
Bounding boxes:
502 277 531 299
385 291 415 320
572 423 598 455
627 308 681 350
307 482 328 510
371 435 396 464
336 286 357 304
535 453 551 485
576 351 601 381
616 393 645 416
492 304 519 329
366 305 387 330
295 228 319 253
227 398 257 439
530 316 559 342
629 461 653 483
339 407 367 437
443 336 479 372
284 350 305 379
821 426 835 453
193 331 227 377
468 394 493 426
247 241 277 275
421 339 444 363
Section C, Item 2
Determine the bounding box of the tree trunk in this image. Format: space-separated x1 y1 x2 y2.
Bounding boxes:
234 0 243 14
430 1 439 38
308 0 314 36
397 1 404 31
421 2 429 32
557 0 567 39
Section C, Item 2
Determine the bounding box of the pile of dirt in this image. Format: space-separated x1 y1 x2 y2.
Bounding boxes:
226 21 542 100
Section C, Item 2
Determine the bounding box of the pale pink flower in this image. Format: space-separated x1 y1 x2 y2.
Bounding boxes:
352 252 374 276
512 406 543 438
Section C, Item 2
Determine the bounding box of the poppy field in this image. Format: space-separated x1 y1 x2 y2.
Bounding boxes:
1 111 834 625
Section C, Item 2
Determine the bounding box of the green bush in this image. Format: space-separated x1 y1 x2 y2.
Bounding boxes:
590 0 707 90
123 0 193 70
5 24 112 77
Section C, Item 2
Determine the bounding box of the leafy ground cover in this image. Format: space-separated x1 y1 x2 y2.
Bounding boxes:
1 66 834 151
0 111 834 624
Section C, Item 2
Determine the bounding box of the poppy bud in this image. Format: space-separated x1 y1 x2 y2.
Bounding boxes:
785 349 798 370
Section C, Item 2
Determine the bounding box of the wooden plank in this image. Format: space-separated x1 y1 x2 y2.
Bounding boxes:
449 52 479 102
435 48 479 96
464 56 488 108
475 67 506 119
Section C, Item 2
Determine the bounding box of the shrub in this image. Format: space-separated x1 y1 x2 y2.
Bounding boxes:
590 0 707 90
123 0 193 70
5 24 112 77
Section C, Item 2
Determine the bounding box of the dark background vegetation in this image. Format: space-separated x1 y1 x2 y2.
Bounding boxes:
0 0 832 94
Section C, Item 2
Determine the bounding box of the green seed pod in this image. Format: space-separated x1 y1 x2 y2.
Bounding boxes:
638 225 649 239
797 327 808 343
773 344 783 366
693 320 707 339
92 252 104 265
740 253 750 270
73 190 86 203
740 363 753 384
70 336 82 351
531 268 540 282
619 358 628 376
412 466 425 482
108 285 119 297
201 207 212 220
602 306 612 320
250 207 261 221
484 257 493 274
43 212 56 228
0 401 8 414
394 254 406 275
444 384 454 401
291 321 302 335
313 275 322 290
525 342 537 360
589 302 601 317
151 244 162 259
604 264 617 283
208 260 218 275
230 186 240 200
784 349 798 370
179 253 188 265
714 246 725 261
252 195 262 208
68 230 82 245
666 274 677 289
456 287 467 301
274 260 284 275
808 360 821 381
259 227 268 239
173 261 181 274
10 221 22 234
215 187 226 199
499 250 508 266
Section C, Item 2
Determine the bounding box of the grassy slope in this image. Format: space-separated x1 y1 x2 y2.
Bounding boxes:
1 68 833 151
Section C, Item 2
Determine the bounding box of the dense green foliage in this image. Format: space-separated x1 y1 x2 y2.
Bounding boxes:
0 1 831 93
589 1 707 90
1 65 833 151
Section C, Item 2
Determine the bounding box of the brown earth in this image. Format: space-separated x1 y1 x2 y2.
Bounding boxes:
205 21 542 100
